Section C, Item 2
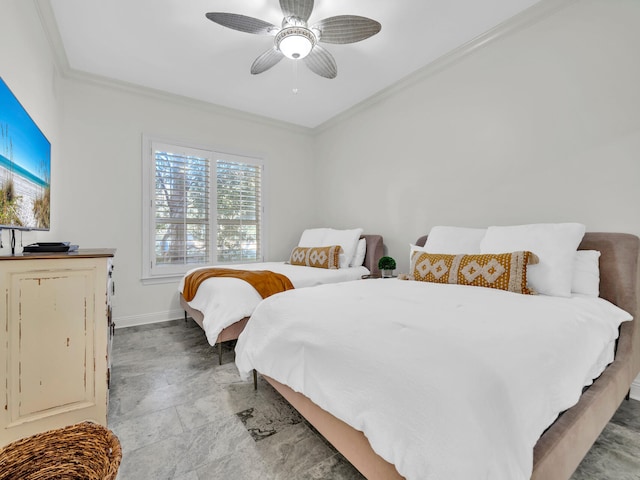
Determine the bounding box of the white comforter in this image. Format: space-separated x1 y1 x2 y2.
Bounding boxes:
235 279 632 480
179 262 369 345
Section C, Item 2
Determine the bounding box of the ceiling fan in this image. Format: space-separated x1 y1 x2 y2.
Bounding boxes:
205 0 381 79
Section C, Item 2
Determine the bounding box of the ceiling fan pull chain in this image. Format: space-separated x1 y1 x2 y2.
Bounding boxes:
292 60 299 95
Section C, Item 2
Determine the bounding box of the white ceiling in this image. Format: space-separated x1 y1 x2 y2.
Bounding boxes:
48 0 542 128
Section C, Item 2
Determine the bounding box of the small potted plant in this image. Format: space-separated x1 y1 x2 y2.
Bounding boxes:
378 256 396 278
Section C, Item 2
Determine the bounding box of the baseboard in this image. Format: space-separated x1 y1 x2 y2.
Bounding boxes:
631 375 640 401
114 309 184 328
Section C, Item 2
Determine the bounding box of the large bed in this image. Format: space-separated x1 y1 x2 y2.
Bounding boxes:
180 233 383 361
235 230 639 480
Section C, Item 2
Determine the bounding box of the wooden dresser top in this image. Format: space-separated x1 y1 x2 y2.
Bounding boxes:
0 249 116 261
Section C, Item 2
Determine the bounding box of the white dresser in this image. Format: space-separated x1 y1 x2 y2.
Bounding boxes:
0 249 115 446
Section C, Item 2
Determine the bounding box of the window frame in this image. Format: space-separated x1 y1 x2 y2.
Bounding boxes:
142 135 265 283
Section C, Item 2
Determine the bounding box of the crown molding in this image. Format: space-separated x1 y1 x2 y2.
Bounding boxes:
34 0 576 136
32 0 313 136
313 0 578 135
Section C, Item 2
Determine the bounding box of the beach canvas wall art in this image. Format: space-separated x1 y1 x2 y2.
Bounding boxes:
0 78 50 230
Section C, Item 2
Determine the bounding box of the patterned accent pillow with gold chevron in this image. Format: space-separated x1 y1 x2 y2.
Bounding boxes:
410 250 539 294
289 245 343 269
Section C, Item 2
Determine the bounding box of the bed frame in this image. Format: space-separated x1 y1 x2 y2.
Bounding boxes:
262 232 640 480
181 234 384 364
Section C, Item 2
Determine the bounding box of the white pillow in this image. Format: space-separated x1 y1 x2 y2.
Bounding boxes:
298 227 363 268
350 238 367 267
572 250 600 297
480 223 586 297
325 228 364 268
425 226 487 254
409 243 428 267
298 228 330 247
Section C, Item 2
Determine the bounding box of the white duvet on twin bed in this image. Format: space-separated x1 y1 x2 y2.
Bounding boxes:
235 279 632 480
179 262 369 345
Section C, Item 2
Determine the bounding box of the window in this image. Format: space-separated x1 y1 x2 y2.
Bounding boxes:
216 160 262 263
142 137 264 280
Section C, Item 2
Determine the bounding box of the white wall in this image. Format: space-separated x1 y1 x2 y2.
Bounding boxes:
314 0 640 273
3 0 639 338
56 79 317 327
0 0 60 249
1 1 318 329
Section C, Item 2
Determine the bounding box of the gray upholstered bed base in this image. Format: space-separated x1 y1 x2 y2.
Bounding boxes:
264 232 639 480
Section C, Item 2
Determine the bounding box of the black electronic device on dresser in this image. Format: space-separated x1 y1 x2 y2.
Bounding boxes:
23 242 79 253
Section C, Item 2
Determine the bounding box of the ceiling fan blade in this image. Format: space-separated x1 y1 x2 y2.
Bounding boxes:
205 12 278 35
312 16 381 44
280 0 314 22
304 45 337 79
251 48 285 74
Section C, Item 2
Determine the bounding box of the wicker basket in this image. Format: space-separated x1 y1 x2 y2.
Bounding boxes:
0 422 122 480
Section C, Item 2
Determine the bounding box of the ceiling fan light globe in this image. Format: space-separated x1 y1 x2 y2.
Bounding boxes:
279 36 312 59
275 26 316 59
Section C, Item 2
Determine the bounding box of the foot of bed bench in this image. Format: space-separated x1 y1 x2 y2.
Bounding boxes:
253 369 258 391
218 343 223 365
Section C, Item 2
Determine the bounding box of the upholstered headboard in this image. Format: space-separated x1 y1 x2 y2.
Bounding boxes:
361 234 384 276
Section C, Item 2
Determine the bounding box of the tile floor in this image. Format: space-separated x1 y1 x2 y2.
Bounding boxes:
108 320 640 480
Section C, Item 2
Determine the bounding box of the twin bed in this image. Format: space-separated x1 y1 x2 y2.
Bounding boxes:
232 228 639 480
179 232 383 362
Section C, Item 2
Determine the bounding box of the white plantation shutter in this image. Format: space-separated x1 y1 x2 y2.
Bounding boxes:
153 144 211 268
144 138 263 279
216 159 262 263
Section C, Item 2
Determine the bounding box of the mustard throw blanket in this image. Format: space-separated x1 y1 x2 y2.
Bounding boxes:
182 268 295 302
